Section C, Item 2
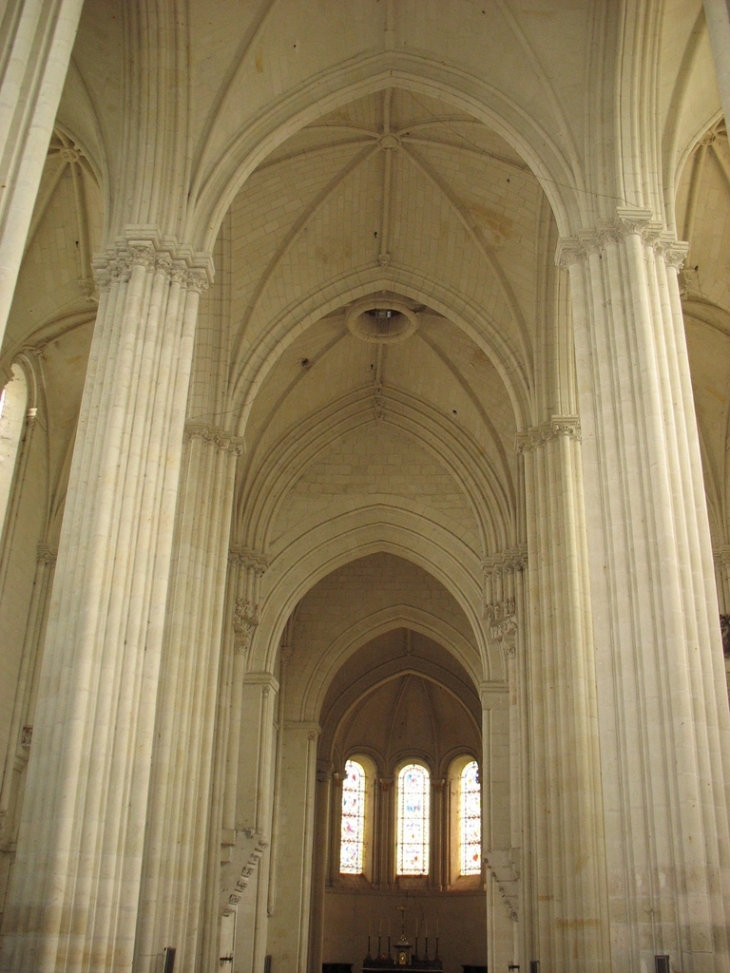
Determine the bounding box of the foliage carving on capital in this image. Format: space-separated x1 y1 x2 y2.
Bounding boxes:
484 600 518 654
233 599 259 656
613 207 655 238
36 544 57 566
515 417 580 454
483 548 526 655
557 212 687 267
184 422 244 455
92 234 214 293
229 547 269 575
660 239 689 271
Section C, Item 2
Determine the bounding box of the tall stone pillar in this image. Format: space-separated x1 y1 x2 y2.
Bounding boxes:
479 682 514 973
559 209 730 972
0 544 55 853
517 421 610 973
267 722 320 973
309 758 334 973
0 232 212 973
0 0 84 351
133 423 241 972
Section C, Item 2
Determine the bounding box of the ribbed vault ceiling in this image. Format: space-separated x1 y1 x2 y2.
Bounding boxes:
231 88 549 557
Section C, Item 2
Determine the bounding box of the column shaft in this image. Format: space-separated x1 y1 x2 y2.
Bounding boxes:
134 425 239 972
560 210 730 973
0 233 211 973
267 723 320 973
519 421 610 973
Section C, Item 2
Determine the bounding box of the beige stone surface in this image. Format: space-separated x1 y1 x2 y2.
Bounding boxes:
0 2 729 972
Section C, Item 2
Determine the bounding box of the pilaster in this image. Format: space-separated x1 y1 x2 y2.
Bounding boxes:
559 209 730 972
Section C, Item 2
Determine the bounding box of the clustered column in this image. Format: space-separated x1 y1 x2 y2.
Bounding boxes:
560 208 730 972
517 420 610 973
134 422 242 973
0 232 211 973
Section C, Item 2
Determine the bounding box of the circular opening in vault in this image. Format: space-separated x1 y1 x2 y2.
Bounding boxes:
345 298 418 344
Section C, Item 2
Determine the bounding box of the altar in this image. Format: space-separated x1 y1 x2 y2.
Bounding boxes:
361 907 443 973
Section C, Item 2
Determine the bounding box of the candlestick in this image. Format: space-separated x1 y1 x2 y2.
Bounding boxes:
425 936 429 960
435 936 440 959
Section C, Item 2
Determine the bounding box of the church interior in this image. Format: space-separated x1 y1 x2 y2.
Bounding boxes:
2 2 730 972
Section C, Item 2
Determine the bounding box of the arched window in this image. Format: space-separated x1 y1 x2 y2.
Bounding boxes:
459 759 481 875
0 364 27 537
340 759 366 874
396 763 430 875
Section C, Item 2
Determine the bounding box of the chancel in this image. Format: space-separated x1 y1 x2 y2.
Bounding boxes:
3 4 730 973
362 907 442 973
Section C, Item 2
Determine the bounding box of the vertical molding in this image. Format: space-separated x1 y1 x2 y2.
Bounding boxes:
558 210 730 971
134 423 239 972
0 543 55 850
517 418 610 973
309 758 334 973
0 233 212 972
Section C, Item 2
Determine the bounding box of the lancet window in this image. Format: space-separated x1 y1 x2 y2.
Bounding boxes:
340 758 367 874
396 762 430 875
459 759 481 875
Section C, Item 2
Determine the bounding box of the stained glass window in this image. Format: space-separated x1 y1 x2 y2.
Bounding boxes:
340 759 366 873
460 760 481 875
397 763 430 875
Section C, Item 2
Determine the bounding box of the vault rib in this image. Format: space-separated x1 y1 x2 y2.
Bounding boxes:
230 142 379 370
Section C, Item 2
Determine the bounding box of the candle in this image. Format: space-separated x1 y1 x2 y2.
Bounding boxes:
379 920 382 936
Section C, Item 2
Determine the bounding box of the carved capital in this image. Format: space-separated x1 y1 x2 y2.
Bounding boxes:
36 544 57 566
184 422 244 455
557 212 686 268
229 547 269 575
660 239 689 271
92 233 214 293
554 236 584 268
233 599 259 656
484 601 518 651
516 416 580 454
482 549 527 580
613 207 655 238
